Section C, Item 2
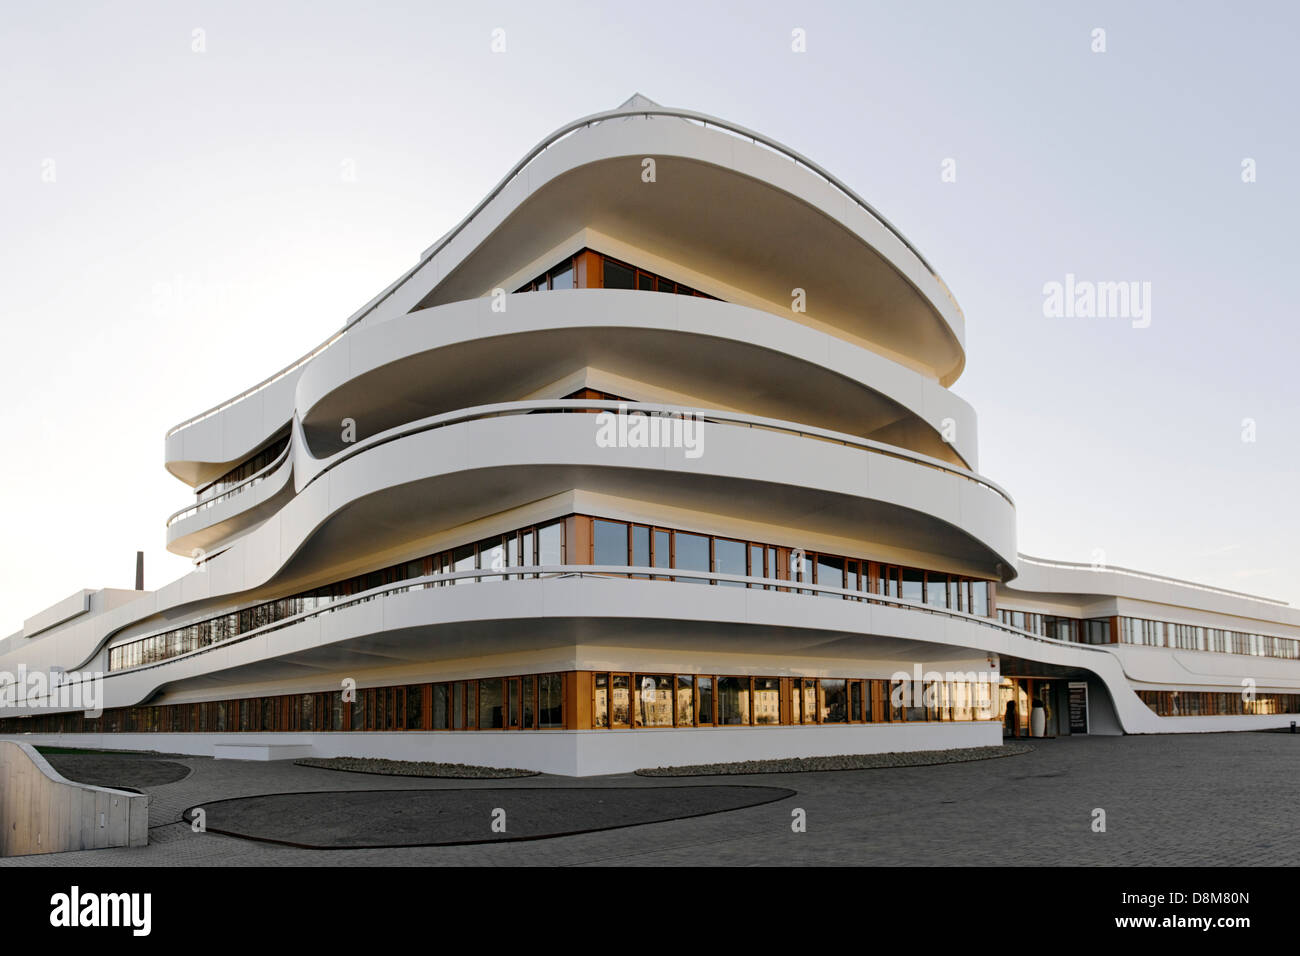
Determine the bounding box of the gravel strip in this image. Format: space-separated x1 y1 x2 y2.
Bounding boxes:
636 743 1033 776
294 756 539 779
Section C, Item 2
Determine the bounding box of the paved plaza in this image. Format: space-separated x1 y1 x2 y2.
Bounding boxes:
3 733 1295 866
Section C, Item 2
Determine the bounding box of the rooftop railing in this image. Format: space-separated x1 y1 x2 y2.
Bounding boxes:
1017 554 1288 607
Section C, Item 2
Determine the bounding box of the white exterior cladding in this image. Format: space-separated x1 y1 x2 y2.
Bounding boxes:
6 98 1299 775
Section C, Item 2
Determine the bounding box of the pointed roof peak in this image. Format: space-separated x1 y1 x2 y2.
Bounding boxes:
616 93 661 110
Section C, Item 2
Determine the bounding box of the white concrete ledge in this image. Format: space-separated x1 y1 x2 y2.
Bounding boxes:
213 743 313 762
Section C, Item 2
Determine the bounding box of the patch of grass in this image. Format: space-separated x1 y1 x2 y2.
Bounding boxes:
637 743 1034 776
36 746 182 757
295 756 538 779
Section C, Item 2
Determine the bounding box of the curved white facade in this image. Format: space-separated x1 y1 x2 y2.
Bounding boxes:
5 96 1297 774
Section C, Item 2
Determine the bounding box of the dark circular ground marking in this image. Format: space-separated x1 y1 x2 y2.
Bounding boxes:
183 785 795 849
44 753 192 789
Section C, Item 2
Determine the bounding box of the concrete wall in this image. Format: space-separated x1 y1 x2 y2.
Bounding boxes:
6 721 1001 777
0 741 147 856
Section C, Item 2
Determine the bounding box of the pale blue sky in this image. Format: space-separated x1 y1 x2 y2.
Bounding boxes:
2 0 1296 633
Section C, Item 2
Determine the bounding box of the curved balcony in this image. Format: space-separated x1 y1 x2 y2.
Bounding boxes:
164 364 301 488
165 441 295 557
295 290 980 466
408 111 966 379
283 400 1016 586
15 400 1017 681
163 103 970 475
30 565 1297 736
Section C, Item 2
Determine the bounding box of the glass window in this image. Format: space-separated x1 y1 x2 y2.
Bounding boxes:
538 522 563 566
674 531 709 581
637 271 654 290
539 673 563 728
550 261 574 290
478 537 504 581
479 679 504 729
508 679 521 729
433 684 449 729
653 529 671 579
926 573 948 608
610 674 630 726
593 674 609 728
820 679 848 723
901 568 924 602
453 544 476 583
453 682 465 729
753 678 780 725
715 537 745 587
406 685 423 730
697 677 714 725
521 675 535 729
631 524 650 569
675 676 695 726
718 677 751 725
593 519 629 567
801 680 818 723
635 675 674 727
656 277 675 293
907 680 928 722
817 555 844 597
881 566 899 598
603 259 634 289
851 680 864 721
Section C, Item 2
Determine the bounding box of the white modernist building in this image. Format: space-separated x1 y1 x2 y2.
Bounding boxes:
3 96 1297 775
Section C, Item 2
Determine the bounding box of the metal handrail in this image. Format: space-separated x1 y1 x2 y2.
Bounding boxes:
165 442 292 528
1017 554 1288 607
166 105 957 439
300 399 1015 507
93 564 1105 686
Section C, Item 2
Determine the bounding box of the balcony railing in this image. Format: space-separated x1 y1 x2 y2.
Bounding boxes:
85 565 1107 691
1017 554 1288 607
300 399 1016 509
166 442 292 528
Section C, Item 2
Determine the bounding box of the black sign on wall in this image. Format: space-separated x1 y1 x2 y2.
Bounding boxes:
1068 681 1089 734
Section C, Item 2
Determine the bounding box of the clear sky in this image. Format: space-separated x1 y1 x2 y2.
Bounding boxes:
1 0 1296 634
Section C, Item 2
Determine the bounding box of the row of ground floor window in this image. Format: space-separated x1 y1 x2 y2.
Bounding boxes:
8 675 1297 736
1137 690 1300 717
0 671 1005 735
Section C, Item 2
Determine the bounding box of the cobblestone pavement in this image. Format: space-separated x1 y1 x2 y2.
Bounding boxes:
3 734 1295 866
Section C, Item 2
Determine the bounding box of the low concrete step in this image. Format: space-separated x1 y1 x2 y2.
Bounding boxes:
213 743 313 762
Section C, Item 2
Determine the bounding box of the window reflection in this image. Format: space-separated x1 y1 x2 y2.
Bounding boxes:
717 676 750 725
635 674 674 727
